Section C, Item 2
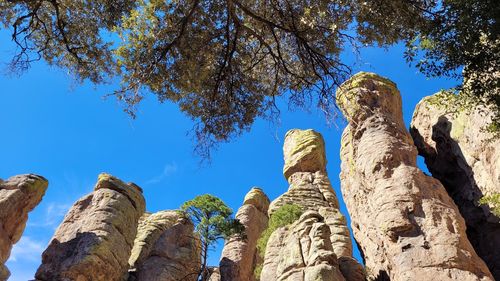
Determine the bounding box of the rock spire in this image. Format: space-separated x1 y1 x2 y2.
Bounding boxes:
337 72 493 281
35 173 145 281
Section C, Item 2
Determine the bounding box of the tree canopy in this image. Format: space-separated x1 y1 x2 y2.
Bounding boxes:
1 0 498 155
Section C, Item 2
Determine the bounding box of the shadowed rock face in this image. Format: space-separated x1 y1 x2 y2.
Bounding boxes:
261 129 364 281
338 72 493 281
0 174 48 281
411 95 500 279
128 210 201 281
219 187 270 281
35 173 145 281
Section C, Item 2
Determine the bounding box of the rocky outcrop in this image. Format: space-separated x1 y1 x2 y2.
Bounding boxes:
410 92 500 278
270 129 354 260
261 211 350 281
128 210 201 281
0 174 48 281
219 187 270 281
35 173 145 281
261 129 364 281
338 72 493 280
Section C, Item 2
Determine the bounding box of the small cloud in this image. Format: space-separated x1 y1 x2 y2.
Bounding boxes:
28 202 71 230
145 163 178 185
9 236 45 262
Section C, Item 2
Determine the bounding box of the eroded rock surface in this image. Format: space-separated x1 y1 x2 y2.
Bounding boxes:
270 129 354 260
261 211 347 281
262 129 364 281
219 187 270 281
338 72 493 281
0 174 48 281
208 267 221 281
128 210 201 281
411 92 500 278
35 173 145 281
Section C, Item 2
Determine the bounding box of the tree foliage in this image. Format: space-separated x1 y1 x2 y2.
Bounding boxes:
180 194 244 281
1 0 498 156
405 0 499 94
479 193 500 217
404 0 499 115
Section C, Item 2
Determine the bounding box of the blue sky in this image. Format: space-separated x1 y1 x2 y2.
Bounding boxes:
0 29 457 280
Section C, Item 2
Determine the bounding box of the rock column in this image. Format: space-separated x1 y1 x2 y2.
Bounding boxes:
270 129 355 259
35 173 145 281
219 187 270 281
411 92 500 278
0 174 48 281
261 129 364 281
337 72 493 281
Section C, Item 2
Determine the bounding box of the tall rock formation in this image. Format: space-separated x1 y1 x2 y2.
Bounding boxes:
410 92 500 278
261 129 364 281
0 174 48 281
270 129 354 259
219 187 270 281
337 72 493 281
128 210 201 281
35 173 145 281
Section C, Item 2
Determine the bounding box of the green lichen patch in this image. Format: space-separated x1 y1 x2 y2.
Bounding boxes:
336 72 399 119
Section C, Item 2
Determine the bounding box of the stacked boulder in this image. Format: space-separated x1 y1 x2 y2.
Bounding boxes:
337 72 493 281
411 92 500 278
128 210 201 281
260 129 364 281
218 187 270 281
0 174 48 281
35 173 145 281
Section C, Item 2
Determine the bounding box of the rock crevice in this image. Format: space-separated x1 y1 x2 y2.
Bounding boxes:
411 93 500 278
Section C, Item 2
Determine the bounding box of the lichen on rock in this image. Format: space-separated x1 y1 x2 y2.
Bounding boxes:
338 72 494 281
261 128 364 281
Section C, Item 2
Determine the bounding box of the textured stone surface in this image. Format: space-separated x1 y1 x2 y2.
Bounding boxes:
219 187 270 281
0 174 48 281
261 211 348 281
338 72 493 281
35 173 145 281
208 267 221 281
270 129 354 260
261 129 364 281
283 129 327 180
128 210 201 281
411 93 500 279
